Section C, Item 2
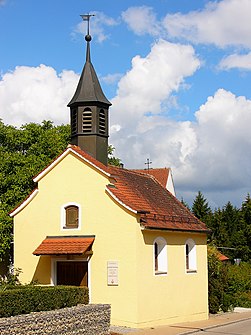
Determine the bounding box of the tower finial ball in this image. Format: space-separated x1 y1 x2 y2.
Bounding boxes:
85 34 92 42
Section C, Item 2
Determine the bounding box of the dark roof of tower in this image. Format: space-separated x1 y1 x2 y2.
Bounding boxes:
68 35 111 107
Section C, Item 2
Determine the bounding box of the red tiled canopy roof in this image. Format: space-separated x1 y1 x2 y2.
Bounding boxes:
33 236 95 256
107 166 209 233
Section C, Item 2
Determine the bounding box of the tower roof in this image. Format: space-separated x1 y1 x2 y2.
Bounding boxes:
68 34 111 107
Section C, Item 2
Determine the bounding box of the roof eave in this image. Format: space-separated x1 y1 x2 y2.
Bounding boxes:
141 225 211 234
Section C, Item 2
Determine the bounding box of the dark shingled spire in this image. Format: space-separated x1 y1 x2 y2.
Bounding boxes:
68 34 111 107
67 15 111 166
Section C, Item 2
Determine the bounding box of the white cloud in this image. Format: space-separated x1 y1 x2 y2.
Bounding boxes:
101 73 123 85
219 52 251 70
0 65 78 127
109 42 251 206
75 12 118 43
121 6 161 36
163 0 251 48
111 39 200 130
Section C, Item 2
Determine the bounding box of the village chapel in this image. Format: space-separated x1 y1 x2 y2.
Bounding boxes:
11 22 210 328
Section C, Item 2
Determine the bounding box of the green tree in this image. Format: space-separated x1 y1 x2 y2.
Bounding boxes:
207 246 235 313
108 145 122 167
192 191 211 223
0 121 71 263
180 197 190 210
238 194 251 261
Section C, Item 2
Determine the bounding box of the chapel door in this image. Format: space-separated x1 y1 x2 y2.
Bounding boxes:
56 261 88 286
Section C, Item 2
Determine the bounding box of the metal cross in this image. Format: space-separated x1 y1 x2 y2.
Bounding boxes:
80 14 95 35
145 158 152 171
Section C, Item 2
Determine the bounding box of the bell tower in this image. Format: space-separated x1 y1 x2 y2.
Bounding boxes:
68 14 111 166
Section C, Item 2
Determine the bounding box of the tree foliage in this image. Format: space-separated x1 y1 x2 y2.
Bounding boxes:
0 120 71 262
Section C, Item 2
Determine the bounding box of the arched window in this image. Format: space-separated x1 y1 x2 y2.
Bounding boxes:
185 239 197 273
153 237 167 275
61 203 81 230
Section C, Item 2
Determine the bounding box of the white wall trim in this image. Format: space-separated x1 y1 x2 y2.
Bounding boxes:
34 147 110 183
9 188 39 217
105 187 137 214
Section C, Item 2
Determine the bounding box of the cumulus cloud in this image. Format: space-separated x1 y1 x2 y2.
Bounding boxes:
75 12 118 43
163 0 251 49
111 86 251 206
219 52 251 70
111 39 200 130
0 65 78 127
121 6 161 36
101 73 123 85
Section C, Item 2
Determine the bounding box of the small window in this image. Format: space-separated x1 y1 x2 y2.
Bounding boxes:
65 205 79 229
153 237 167 275
185 239 197 273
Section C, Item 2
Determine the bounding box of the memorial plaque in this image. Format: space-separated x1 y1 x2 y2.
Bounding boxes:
107 261 118 286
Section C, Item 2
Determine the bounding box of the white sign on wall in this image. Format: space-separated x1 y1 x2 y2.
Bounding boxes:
107 261 118 286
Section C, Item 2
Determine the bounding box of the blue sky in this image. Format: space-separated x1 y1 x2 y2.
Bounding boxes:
1 0 251 208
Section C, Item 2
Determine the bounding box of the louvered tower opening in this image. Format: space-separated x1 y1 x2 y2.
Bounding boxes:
82 108 92 133
71 109 77 135
99 109 106 135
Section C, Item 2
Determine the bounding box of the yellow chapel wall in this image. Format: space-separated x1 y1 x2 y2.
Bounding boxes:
13 152 140 325
133 229 208 327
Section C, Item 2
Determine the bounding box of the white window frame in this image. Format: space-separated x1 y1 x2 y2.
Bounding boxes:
185 238 197 273
153 237 168 276
61 202 81 231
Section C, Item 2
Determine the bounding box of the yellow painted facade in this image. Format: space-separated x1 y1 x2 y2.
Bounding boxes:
13 149 208 328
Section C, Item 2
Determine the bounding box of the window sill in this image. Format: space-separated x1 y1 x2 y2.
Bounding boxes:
155 271 167 276
63 226 79 230
186 269 197 274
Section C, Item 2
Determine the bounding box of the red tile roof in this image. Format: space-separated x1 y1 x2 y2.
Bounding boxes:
107 166 209 233
33 236 95 255
132 168 170 188
69 145 110 175
217 251 229 262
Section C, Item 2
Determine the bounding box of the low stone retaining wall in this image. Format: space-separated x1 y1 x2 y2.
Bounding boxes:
0 304 111 335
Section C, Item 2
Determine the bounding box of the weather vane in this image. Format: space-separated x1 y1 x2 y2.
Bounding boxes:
80 14 95 36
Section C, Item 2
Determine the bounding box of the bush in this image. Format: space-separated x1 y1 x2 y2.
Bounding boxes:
235 292 251 308
0 285 88 318
208 247 235 313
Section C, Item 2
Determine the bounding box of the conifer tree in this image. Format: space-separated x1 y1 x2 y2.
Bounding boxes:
192 191 211 223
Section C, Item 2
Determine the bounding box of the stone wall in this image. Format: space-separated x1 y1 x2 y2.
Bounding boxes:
0 304 111 335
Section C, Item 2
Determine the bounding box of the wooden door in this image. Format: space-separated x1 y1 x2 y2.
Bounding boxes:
57 261 88 286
